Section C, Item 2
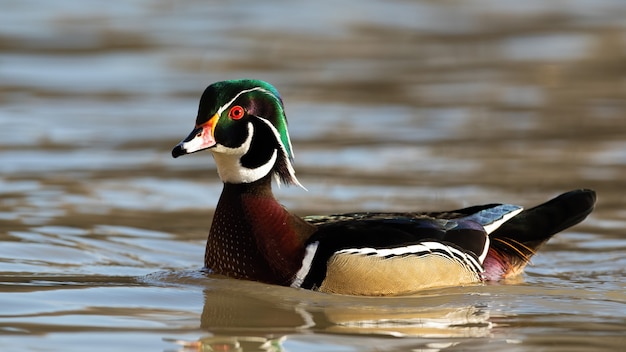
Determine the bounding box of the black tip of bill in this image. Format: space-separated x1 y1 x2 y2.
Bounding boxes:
171 144 186 158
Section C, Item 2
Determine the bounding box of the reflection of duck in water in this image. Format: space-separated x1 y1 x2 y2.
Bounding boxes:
197 281 494 338
164 335 286 352
173 283 494 351
171 79 596 296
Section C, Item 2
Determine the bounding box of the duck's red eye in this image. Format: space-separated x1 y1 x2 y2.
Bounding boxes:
228 106 245 120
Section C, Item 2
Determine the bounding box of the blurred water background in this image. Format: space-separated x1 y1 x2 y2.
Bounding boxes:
1 0 625 351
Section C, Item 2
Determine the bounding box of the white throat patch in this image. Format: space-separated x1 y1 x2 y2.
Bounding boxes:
211 123 278 184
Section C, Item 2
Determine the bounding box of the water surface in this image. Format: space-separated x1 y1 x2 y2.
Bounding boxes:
1 1 626 351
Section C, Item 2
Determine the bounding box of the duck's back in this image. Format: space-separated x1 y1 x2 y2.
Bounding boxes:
291 189 595 295
293 204 522 295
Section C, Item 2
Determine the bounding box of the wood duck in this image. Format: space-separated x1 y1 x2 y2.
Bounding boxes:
171 79 596 296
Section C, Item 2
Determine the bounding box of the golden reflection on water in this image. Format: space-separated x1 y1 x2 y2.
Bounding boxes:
199 283 492 338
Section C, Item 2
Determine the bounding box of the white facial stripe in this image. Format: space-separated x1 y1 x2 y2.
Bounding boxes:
216 87 275 116
254 116 303 188
211 123 278 184
291 241 319 288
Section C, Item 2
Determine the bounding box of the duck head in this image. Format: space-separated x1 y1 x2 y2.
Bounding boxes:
172 79 302 187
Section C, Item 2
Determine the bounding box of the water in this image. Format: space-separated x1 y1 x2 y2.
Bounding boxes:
1 0 626 351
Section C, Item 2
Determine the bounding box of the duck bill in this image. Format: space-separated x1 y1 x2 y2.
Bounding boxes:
172 113 218 158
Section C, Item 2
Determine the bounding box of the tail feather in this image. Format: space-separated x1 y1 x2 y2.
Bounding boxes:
483 189 596 280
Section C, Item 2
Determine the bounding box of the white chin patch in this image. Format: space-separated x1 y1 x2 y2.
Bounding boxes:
211 123 277 184
213 149 277 184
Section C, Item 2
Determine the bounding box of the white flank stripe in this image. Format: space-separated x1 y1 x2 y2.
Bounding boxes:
291 241 319 288
421 242 482 272
337 244 428 257
478 236 490 264
337 241 484 274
